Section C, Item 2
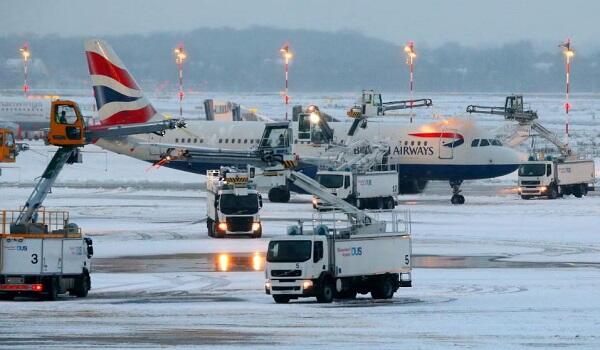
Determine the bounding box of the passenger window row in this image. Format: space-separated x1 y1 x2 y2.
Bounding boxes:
175 138 204 144
471 138 502 147
401 140 428 146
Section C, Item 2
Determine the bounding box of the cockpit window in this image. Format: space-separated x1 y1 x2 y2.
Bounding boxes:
479 139 490 147
471 139 480 147
491 139 502 146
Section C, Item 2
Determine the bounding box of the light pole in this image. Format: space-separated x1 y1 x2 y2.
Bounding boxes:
174 44 187 118
19 43 30 96
280 43 293 120
404 41 417 122
559 39 574 145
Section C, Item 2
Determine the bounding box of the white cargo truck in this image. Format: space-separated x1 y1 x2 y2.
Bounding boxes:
314 170 398 210
0 210 93 300
206 167 263 238
518 158 595 199
264 212 412 303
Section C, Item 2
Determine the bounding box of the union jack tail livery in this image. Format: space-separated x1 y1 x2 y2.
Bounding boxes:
84 39 158 126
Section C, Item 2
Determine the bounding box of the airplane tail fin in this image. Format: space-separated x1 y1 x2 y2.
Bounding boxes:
84 39 158 125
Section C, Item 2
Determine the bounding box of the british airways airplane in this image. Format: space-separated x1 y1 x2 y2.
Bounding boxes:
84 39 519 204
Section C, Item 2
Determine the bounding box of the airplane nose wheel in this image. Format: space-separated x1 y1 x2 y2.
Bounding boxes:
450 180 465 205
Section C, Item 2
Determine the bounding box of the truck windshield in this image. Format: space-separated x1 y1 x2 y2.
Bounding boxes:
219 193 259 215
317 174 343 189
267 240 312 263
519 163 546 177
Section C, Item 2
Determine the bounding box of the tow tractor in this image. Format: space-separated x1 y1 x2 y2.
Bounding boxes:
206 166 263 238
0 100 182 300
467 95 595 199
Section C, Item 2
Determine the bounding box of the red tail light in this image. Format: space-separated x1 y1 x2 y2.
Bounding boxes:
32 284 43 292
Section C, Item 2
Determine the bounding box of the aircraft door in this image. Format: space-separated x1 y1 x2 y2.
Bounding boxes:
438 128 457 159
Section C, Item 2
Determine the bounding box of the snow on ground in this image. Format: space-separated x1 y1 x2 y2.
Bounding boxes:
1 93 600 348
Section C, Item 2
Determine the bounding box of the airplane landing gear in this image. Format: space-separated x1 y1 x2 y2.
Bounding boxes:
450 180 465 205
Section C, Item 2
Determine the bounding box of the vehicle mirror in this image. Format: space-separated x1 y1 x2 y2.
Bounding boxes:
344 176 350 189
546 164 552 176
259 195 263 207
84 237 94 258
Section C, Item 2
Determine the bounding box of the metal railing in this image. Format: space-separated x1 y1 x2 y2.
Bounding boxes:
288 209 411 237
1 209 80 236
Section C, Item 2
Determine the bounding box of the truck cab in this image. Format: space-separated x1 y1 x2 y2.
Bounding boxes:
206 167 263 238
265 233 328 303
518 160 554 198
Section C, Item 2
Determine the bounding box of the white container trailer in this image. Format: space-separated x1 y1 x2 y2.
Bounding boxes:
518 158 595 199
265 212 411 303
315 170 398 210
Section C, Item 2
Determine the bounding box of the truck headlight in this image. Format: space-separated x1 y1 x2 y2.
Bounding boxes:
252 222 261 231
217 222 228 231
302 280 313 289
540 186 547 192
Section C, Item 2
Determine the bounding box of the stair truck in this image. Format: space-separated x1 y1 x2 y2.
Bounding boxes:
467 95 596 200
206 166 263 238
0 100 181 300
264 169 412 304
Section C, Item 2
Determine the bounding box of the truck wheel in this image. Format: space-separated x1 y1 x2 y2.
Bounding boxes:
372 276 394 300
548 187 558 199
72 274 90 298
273 295 290 304
44 278 59 301
521 195 532 200
316 280 334 303
385 197 395 209
574 185 584 198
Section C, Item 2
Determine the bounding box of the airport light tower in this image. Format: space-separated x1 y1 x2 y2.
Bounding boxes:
174 44 187 117
403 41 417 122
280 43 293 120
559 38 574 145
19 43 31 96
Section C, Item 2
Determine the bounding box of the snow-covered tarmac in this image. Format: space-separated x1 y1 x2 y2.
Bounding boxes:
2 172 600 348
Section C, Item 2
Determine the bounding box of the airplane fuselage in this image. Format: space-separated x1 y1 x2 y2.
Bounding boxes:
97 117 520 182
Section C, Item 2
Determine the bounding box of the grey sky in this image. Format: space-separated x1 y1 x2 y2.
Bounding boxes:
1 0 597 48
